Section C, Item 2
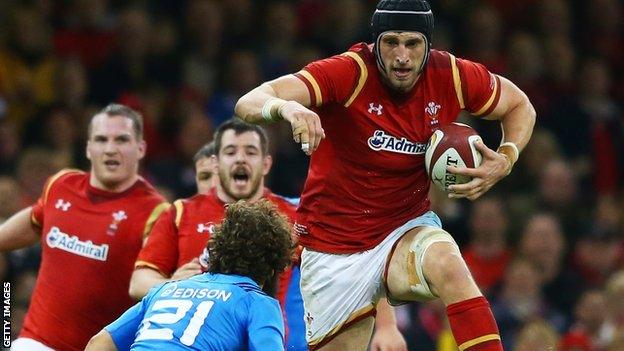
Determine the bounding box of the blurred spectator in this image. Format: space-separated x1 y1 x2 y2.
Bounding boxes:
460 4 505 73
207 50 262 125
492 258 565 349
505 32 547 113
149 108 213 197
0 176 23 221
463 195 512 294
16 147 68 204
53 0 115 69
605 271 624 337
181 0 223 102
572 226 624 288
0 5 57 130
513 319 559 351
560 290 611 351
260 1 299 78
518 213 581 319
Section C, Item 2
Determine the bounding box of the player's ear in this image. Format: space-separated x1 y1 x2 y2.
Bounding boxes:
263 155 273 176
209 155 218 174
137 140 147 160
86 141 92 160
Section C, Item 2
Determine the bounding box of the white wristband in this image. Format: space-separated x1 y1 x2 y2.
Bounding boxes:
261 98 286 122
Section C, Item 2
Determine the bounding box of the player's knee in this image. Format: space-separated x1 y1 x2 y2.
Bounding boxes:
407 227 459 300
429 249 470 286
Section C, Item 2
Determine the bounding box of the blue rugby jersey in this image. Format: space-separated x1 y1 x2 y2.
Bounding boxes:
106 273 285 351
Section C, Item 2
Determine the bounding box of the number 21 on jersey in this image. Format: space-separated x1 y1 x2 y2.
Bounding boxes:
136 299 215 346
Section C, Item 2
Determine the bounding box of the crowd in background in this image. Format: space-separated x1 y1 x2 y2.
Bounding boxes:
0 0 622 350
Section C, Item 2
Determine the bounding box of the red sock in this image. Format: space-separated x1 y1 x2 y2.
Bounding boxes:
446 296 503 350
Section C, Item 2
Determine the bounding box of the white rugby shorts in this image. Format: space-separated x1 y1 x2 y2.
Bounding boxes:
11 338 56 351
299 211 442 348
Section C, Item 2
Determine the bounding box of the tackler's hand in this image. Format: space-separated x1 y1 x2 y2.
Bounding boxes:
446 141 511 201
171 258 202 280
280 101 325 155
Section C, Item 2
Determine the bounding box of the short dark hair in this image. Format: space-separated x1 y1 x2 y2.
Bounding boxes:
88 103 144 139
207 200 292 285
193 141 216 164
214 118 269 155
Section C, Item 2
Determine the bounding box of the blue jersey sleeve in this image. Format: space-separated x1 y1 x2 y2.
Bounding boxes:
105 299 148 350
246 295 285 351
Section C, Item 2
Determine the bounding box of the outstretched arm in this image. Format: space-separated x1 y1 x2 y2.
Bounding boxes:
449 76 536 200
0 208 39 252
235 75 325 155
370 299 407 351
129 259 201 300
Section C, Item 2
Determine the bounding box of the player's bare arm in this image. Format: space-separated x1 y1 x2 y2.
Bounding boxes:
235 75 325 155
85 330 118 351
448 76 536 200
129 259 202 300
129 267 168 300
370 299 407 351
0 207 39 252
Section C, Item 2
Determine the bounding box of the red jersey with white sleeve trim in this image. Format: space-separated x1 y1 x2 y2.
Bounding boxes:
23 169 167 351
294 43 501 254
135 187 296 277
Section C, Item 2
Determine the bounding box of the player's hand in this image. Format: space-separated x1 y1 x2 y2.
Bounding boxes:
171 258 202 280
279 101 325 155
370 324 408 351
446 141 510 201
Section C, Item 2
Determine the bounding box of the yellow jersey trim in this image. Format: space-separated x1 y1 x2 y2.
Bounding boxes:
449 54 465 109
299 70 323 106
341 52 368 108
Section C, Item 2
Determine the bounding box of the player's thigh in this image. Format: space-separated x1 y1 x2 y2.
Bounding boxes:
317 317 375 351
386 226 460 302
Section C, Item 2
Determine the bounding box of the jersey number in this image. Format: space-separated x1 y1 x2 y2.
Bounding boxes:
136 299 215 345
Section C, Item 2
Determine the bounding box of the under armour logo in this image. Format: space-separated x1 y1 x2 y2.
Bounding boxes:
197 223 214 234
368 103 383 116
55 199 71 211
425 101 441 117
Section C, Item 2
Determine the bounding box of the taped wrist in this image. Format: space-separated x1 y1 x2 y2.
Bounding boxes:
496 142 519 175
261 98 287 122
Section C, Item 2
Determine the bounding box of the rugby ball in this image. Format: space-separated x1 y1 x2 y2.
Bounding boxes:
425 122 482 192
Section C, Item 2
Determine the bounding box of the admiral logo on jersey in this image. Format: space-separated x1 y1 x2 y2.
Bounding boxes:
46 226 109 261
367 130 427 155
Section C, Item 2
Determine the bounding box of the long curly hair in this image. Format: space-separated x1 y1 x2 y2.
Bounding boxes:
207 200 292 285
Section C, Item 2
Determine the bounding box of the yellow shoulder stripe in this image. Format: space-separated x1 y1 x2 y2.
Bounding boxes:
30 210 41 229
458 334 501 351
449 53 465 109
173 200 184 229
472 74 499 116
298 70 323 106
142 202 170 238
341 52 368 107
43 169 81 205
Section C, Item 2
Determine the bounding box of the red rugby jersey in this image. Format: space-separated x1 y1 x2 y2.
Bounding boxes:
294 43 501 253
23 169 167 350
135 187 296 277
